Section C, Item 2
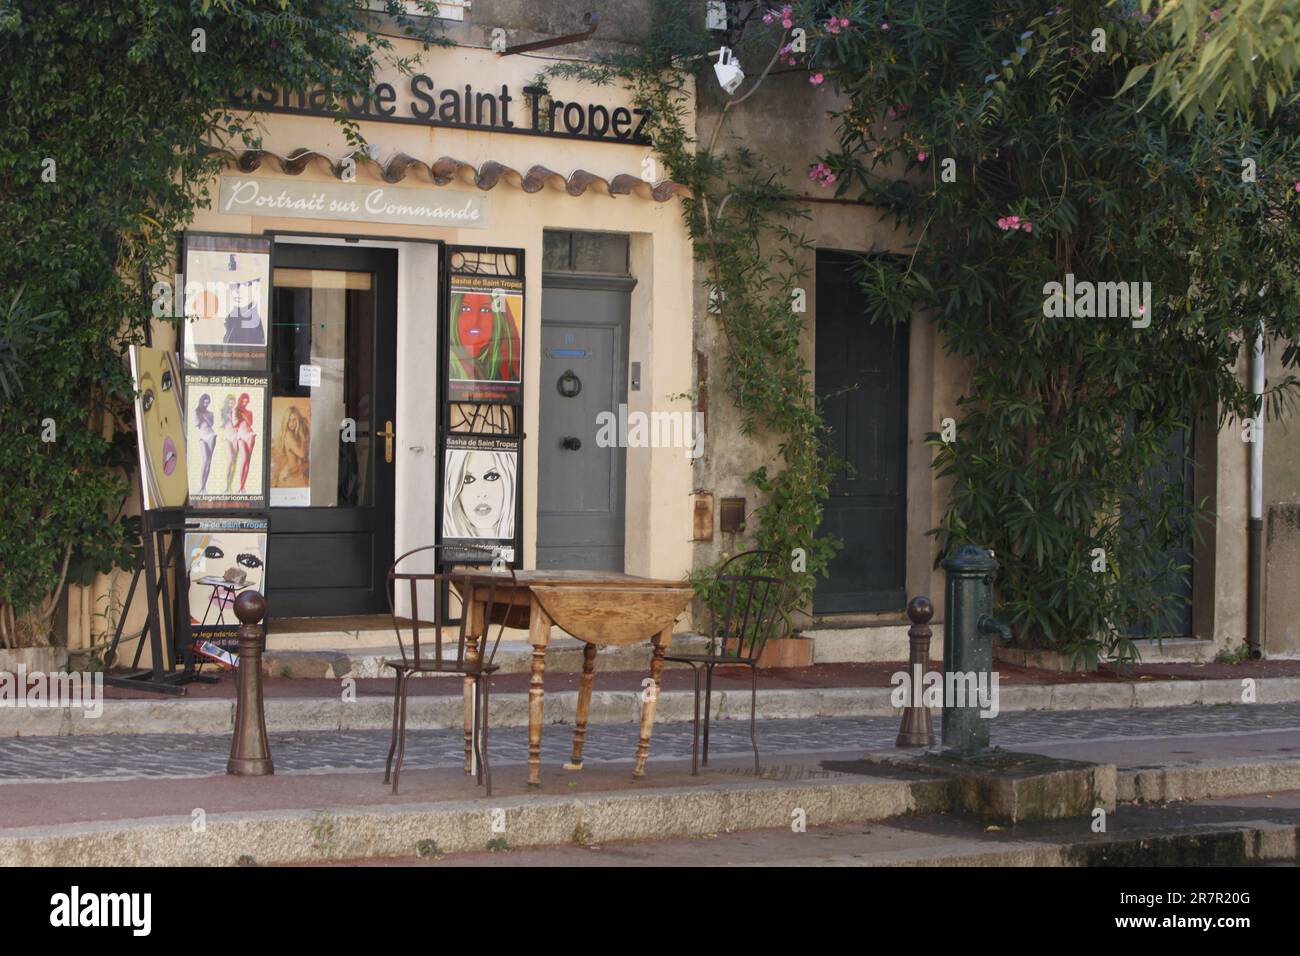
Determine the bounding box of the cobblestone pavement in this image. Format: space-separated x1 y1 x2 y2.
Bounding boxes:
2 703 1300 783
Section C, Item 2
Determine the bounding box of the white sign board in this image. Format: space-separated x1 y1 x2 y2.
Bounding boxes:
297 364 322 388
219 176 488 228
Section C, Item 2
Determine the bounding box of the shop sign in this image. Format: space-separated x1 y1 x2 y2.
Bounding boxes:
218 176 489 228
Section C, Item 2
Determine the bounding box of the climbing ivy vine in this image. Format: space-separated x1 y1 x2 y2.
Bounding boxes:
547 2 843 627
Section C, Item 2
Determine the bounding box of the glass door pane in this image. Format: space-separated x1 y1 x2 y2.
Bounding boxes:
269 268 375 508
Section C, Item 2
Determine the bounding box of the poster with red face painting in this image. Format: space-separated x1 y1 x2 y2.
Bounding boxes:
447 272 524 403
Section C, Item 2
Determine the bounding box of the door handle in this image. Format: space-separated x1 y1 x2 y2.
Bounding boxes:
561 436 582 451
378 420 395 463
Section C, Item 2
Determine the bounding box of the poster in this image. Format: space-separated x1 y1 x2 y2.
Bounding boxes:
442 435 518 561
182 233 271 371
128 345 188 510
185 516 268 651
447 273 524 403
185 372 268 509
270 396 311 507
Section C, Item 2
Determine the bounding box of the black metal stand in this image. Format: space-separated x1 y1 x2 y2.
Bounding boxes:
103 510 215 695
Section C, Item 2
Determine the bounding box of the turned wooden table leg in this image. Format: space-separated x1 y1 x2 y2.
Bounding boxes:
565 642 599 770
633 625 673 778
463 589 481 775
527 599 551 788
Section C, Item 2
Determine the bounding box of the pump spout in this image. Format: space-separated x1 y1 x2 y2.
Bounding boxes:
978 615 1013 645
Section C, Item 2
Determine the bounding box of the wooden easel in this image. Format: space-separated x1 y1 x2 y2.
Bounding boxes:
103 509 214 695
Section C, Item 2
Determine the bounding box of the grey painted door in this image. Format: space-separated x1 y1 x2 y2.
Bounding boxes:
537 279 630 570
814 250 909 613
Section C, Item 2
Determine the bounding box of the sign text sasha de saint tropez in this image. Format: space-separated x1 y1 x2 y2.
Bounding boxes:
219 176 488 229
229 79 652 145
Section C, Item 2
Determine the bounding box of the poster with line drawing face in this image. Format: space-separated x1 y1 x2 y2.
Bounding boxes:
182 234 271 371
442 434 517 562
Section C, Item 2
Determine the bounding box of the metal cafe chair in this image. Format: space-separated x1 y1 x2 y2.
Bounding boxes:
664 549 790 775
382 545 517 796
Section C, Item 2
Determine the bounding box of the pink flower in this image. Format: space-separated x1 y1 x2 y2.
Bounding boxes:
763 11 774 24
808 162 837 187
782 4 792 14
782 17 793 28
839 17 851 28
1021 222 1032 233
1210 8 1222 20
1293 181 1299 192
1202 31 1210 40
827 19 841 34
881 22 890 30
996 217 1010 230
787 56 797 65
810 73 825 85
1006 215 1020 228
917 151 927 161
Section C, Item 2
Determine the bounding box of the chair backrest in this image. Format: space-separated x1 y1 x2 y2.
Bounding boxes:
703 549 790 661
386 544 518 671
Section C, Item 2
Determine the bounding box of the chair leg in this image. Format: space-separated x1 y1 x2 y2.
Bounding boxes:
702 664 714 767
383 669 402 784
481 678 492 797
690 664 701 776
750 664 760 775
391 671 410 795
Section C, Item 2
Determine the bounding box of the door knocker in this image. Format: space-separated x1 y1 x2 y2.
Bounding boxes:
557 369 582 398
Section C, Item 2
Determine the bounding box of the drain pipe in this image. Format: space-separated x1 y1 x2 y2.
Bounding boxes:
1247 327 1265 659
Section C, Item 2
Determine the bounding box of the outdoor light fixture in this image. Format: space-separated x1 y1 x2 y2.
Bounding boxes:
713 47 744 94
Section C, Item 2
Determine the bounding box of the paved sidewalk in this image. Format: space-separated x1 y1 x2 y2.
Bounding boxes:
3 702 1299 783
5 703 1300 865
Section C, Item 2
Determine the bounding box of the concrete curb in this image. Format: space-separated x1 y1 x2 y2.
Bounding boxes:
0 773 952 866
6 675 1300 736
1120 759 1300 803
6 757 1300 865
817 821 1300 867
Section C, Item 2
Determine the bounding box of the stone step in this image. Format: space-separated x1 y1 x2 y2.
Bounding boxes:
12 674 1300 736
261 633 713 680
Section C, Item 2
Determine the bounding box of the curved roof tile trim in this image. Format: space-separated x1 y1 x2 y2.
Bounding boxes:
211 147 688 203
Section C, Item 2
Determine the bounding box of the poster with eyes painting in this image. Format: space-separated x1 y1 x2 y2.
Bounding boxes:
441 434 518 563
185 516 268 653
181 233 271 371
184 372 268 510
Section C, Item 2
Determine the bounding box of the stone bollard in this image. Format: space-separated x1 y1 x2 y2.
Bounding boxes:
227 591 273 776
896 596 936 748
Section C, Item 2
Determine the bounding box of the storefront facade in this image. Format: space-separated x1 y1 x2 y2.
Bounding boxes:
66 34 697 645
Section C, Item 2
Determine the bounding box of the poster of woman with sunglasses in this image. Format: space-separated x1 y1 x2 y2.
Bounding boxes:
181 233 271 371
